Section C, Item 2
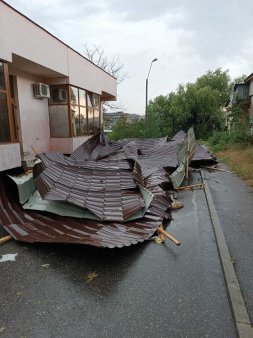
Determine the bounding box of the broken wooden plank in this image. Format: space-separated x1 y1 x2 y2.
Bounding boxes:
201 166 234 174
0 236 12 245
158 226 181 246
176 183 204 191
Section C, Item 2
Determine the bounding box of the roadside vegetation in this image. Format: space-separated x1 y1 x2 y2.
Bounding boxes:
109 67 253 185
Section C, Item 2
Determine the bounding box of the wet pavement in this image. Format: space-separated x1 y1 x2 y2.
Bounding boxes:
0 172 236 338
204 166 253 324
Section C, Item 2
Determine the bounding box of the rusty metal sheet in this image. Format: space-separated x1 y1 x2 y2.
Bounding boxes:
37 152 131 171
70 134 122 161
171 130 216 164
0 181 170 248
191 144 217 164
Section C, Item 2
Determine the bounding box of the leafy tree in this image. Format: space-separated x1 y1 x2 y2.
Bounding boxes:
109 117 145 140
195 68 231 106
147 68 233 139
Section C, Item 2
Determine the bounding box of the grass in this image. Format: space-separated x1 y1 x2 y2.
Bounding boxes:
215 144 253 186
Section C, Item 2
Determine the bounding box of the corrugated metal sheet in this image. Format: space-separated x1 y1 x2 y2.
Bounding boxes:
1 130 216 248
170 130 217 164
34 161 144 222
0 180 170 248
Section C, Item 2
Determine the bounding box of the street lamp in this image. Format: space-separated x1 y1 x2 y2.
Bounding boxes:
145 58 158 137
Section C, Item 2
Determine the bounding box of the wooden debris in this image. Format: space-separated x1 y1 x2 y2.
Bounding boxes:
158 225 181 246
0 235 12 245
201 165 234 174
31 145 37 154
176 183 204 191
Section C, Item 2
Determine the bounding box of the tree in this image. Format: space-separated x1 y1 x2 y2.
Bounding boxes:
109 117 145 140
84 44 128 114
147 68 234 139
84 44 127 84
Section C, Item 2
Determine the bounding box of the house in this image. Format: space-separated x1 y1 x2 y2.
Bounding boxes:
244 73 253 122
224 83 250 129
0 1 117 172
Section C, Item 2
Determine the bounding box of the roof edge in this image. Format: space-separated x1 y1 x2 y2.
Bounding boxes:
1 0 117 80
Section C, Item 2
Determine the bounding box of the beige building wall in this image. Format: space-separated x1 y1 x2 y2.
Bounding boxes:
0 1 117 170
0 2 117 98
16 75 51 159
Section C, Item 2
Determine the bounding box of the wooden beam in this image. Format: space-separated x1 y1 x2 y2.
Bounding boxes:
201 166 234 174
176 183 204 191
0 235 12 245
158 226 181 246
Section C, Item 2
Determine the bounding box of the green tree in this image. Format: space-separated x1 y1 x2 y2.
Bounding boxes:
147 68 232 139
109 117 145 140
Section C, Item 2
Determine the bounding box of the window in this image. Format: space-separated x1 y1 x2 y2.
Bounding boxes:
49 85 101 138
49 85 70 137
0 61 15 144
93 93 100 132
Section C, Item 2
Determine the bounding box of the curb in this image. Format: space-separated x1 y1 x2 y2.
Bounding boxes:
201 170 253 338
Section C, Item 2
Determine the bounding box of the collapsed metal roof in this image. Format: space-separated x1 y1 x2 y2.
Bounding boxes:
0 131 216 248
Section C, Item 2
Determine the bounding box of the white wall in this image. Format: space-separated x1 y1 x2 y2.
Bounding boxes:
16 75 50 159
0 2 117 98
0 144 21 171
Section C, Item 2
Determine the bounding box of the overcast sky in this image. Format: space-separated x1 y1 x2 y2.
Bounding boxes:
5 0 253 115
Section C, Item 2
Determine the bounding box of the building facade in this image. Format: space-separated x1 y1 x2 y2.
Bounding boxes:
0 1 117 171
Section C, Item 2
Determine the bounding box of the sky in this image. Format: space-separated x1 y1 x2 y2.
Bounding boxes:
5 0 253 115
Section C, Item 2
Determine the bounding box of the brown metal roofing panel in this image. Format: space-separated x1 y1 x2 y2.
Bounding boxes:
170 130 216 164
34 162 145 222
0 186 164 248
191 144 217 164
36 152 131 171
132 143 178 179
116 137 168 153
69 134 122 161
170 130 186 143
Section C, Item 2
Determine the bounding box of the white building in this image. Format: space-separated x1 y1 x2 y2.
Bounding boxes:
0 1 117 171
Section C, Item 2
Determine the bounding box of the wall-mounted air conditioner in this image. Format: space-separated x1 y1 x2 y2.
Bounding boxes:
52 88 67 103
33 83 50 99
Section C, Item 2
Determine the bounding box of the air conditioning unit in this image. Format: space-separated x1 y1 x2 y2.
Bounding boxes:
33 83 50 99
52 88 67 103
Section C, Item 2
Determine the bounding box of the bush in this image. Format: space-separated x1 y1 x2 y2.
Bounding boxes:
208 119 253 152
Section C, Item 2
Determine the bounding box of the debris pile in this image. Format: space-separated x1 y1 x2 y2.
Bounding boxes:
0 129 216 248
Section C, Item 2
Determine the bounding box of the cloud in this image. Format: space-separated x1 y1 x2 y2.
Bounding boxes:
5 0 253 114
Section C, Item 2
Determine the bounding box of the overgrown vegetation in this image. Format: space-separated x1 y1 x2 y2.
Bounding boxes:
215 144 253 186
110 68 232 140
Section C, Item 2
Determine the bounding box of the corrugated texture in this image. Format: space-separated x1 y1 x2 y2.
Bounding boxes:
0 181 170 248
70 134 122 161
171 130 217 164
192 144 217 163
137 142 178 177
37 152 131 170
34 162 144 222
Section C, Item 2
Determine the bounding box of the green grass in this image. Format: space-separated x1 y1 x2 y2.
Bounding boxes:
215 144 253 186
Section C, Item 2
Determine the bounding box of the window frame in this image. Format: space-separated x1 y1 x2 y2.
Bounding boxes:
0 61 16 144
48 84 101 138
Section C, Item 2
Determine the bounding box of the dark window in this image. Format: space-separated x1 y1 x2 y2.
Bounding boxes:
0 62 12 144
0 92 11 143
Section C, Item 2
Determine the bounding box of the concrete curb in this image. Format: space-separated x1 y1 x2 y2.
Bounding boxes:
201 170 253 338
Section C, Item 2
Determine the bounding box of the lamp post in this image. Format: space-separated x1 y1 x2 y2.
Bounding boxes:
145 58 158 137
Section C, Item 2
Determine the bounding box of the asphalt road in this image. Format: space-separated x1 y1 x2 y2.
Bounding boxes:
0 172 236 338
204 166 253 324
